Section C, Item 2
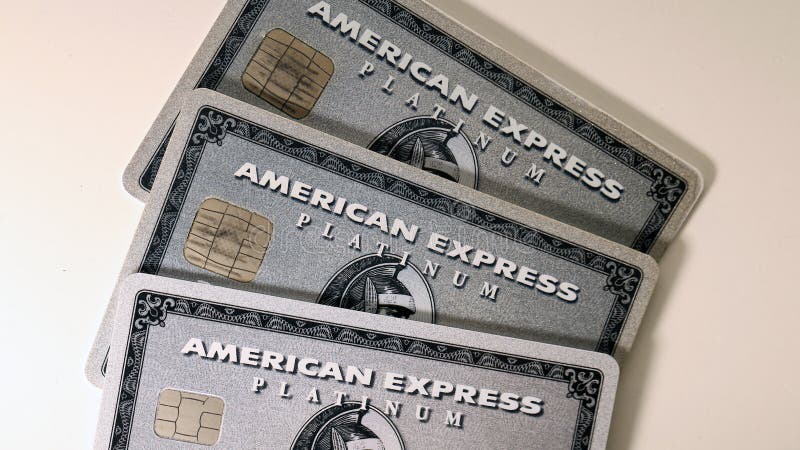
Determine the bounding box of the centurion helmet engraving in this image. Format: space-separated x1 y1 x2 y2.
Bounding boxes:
291 402 404 450
368 116 479 188
362 269 416 319
318 253 435 323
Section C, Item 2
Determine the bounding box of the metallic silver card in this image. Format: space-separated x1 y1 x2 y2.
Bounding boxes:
88 90 655 386
124 0 702 257
95 274 619 449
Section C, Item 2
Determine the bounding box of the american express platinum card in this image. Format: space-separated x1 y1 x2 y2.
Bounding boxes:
95 274 619 449
124 0 702 257
88 90 656 385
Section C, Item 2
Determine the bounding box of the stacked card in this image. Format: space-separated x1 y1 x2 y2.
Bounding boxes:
89 1 702 449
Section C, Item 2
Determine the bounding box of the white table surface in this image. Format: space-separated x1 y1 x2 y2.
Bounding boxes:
1 0 797 448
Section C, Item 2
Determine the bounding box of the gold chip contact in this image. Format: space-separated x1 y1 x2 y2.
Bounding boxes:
242 28 334 119
154 389 224 446
184 198 273 283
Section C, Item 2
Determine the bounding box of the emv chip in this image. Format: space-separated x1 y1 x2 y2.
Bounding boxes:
154 389 224 445
184 198 273 283
242 28 334 119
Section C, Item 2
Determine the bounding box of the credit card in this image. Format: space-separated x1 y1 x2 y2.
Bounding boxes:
88 90 656 385
95 273 619 449
124 0 702 257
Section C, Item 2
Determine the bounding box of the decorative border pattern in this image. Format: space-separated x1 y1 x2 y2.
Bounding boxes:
108 290 605 449
138 0 271 192
139 107 642 355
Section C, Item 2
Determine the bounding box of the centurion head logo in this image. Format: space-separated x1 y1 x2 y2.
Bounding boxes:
317 253 435 323
368 116 478 188
292 402 404 450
